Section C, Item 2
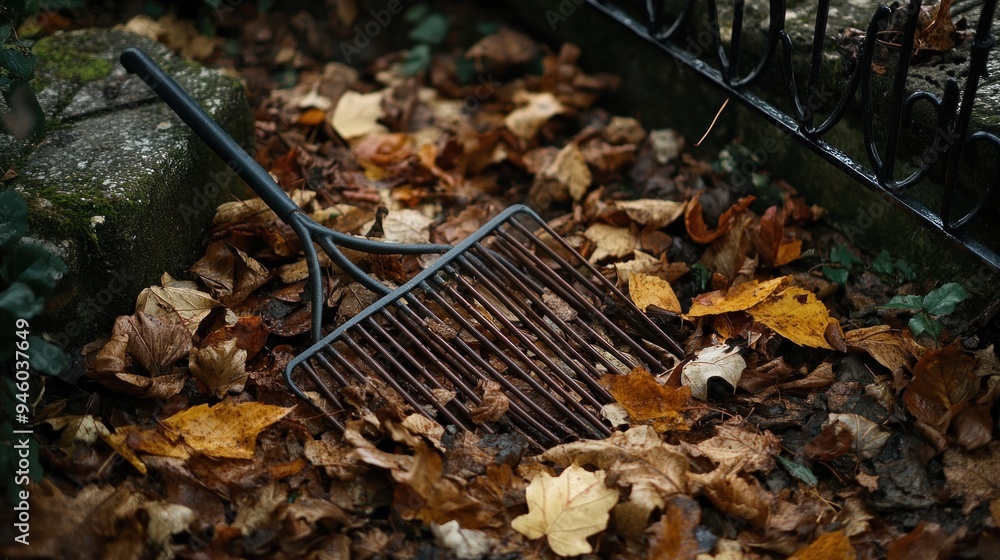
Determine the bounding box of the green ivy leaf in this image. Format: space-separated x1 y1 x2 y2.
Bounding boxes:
403 3 430 23
881 295 924 310
409 13 449 45
690 263 711 292
776 455 817 487
0 244 66 297
28 335 67 377
822 266 848 285
896 260 917 282
0 282 43 318
870 250 896 275
0 48 35 82
0 190 28 249
922 282 968 317
400 44 431 76
830 245 862 270
908 312 942 340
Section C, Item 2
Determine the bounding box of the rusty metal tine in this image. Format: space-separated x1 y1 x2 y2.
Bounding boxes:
339 332 449 425
310 351 351 388
465 247 625 384
359 317 480 431
506 219 685 358
488 233 645 368
422 278 610 437
298 361 347 431
377 309 484 405
391 300 569 443
493 229 666 370
449 257 610 408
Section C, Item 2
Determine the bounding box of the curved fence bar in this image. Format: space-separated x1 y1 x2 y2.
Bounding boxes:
585 0 1000 272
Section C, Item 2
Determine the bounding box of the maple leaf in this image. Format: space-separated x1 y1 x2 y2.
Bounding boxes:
681 344 747 401
161 401 292 459
189 338 248 398
510 464 619 556
747 286 843 350
543 426 688 527
602 366 691 431
628 272 681 313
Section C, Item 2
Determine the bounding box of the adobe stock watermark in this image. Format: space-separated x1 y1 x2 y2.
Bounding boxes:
340 0 420 63
544 0 587 31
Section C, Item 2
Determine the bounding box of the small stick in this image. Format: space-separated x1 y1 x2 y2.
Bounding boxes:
695 97 730 147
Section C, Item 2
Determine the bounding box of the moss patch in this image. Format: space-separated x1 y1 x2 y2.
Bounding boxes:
32 39 112 85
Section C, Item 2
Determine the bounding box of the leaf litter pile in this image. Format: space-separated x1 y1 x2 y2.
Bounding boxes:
11 12 1000 560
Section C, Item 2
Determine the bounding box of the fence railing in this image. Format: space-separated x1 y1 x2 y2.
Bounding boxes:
584 0 1000 272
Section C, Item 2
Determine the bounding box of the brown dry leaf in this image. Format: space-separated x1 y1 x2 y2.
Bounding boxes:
629 272 681 313
583 223 638 263
915 0 963 53
330 90 387 140
903 346 978 428
189 339 248 398
136 284 220 335
886 521 962 560
685 194 755 244
201 315 269 359
687 276 788 317
510 464 619 557
364 208 433 244
846 325 912 371
543 426 688 525
121 15 218 60
613 250 660 284
602 366 691 432
646 495 701 560
469 380 510 424
213 198 275 227
826 413 890 459
943 441 1000 513
466 27 538 65
953 401 994 451
161 401 292 460
614 199 686 230
684 424 780 473
689 467 770 527
603 116 646 145
504 91 565 139
121 313 192 376
89 331 129 375
44 415 110 457
531 143 592 205
681 344 747 401
788 530 856 560
189 241 270 307
805 420 854 461
747 286 842 350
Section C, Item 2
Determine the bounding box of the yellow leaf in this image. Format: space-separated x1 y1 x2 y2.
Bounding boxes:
629 273 681 313
330 90 387 141
687 276 788 318
746 286 840 349
504 91 565 139
511 464 619 556
583 223 638 263
162 401 293 459
845 325 912 371
788 530 856 560
614 199 686 230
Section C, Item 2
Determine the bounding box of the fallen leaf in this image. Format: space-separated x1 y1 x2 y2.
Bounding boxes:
846 325 912 371
364 208 433 244
533 143 591 203
466 27 537 66
747 286 842 349
646 495 701 560
602 116 646 145
886 521 962 560
904 346 978 428
136 284 220 335
161 401 292 459
629 272 681 313
543 426 688 525
510 464 619 557
614 199 686 230
689 467 770 527
788 530 856 560
189 241 270 307
583 223 638 263
681 344 747 401
685 194 755 244
504 91 565 139
687 276 788 317
826 413 890 459
468 380 510 424
330 90 387 140
684 424 780 473
431 520 494 560
121 313 192 376
189 339 248 398
943 441 1000 513
602 366 691 431
44 415 110 456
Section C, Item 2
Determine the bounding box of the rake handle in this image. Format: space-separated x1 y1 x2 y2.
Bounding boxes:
120 47 302 222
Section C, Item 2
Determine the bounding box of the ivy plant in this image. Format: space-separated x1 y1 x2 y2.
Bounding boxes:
881 282 968 339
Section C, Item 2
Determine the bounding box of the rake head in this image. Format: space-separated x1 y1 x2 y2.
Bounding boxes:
286 205 683 449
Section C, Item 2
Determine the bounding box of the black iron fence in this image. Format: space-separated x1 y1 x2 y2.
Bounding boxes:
584 0 1000 271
